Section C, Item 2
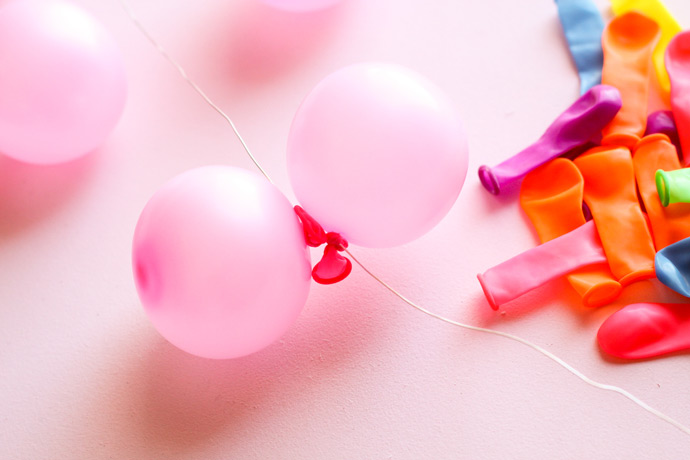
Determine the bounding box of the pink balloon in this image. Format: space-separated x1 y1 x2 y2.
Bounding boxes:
0 0 127 164
132 166 312 359
287 63 468 248
260 0 342 12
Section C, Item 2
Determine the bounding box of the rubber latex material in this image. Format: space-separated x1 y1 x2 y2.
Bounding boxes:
477 221 608 310
560 141 600 161
655 237 690 297
666 31 690 166
600 12 660 148
0 0 127 164
288 63 468 248
312 244 352 285
656 168 690 207
520 159 621 307
611 0 682 96
633 134 690 250
132 166 312 359
293 205 352 284
574 145 656 285
598 302 690 359
645 110 683 159
478 85 621 195
555 0 605 95
294 205 328 247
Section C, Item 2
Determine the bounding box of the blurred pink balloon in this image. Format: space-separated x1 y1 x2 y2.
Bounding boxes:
0 0 127 164
260 0 342 12
287 63 469 248
132 166 312 359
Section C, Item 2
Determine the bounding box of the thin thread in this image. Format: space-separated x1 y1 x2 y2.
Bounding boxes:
119 0 690 438
117 0 274 184
345 248 690 437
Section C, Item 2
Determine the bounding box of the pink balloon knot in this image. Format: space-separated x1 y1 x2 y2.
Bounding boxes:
294 206 352 284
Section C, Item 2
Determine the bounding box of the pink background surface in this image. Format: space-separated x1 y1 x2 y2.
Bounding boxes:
2 0 690 458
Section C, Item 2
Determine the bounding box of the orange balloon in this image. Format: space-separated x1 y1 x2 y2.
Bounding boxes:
520 158 621 307
574 145 656 285
600 12 660 148
633 133 690 249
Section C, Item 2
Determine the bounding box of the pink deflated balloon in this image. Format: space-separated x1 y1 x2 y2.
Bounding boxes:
287 63 468 248
132 166 312 359
0 0 127 164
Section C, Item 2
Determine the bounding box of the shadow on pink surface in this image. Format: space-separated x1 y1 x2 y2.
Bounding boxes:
103 291 389 453
203 1 347 84
0 151 98 238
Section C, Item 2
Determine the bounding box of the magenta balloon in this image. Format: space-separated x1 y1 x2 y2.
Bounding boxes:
0 0 127 164
260 0 342 11
287 63 468 248
132 166 312 359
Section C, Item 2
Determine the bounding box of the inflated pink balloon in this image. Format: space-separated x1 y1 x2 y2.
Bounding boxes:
0 0 127 164
287 63 468 248
260 0 342 12
132 166 312 359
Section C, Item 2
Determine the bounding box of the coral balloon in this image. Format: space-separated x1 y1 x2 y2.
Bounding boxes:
260 0 342 12
287 63 468 248
132 166 312 359
0 0 127 164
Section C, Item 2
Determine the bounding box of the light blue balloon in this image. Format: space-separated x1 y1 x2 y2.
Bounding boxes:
555 0 605 95
655 237 690 297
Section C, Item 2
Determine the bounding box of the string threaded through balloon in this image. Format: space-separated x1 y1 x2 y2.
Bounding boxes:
118 0 690 438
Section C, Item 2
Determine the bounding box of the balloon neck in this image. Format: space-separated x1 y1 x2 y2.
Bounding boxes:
294 206 352 284
655 170 671 207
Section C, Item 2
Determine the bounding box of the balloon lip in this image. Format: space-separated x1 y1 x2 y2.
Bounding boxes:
581 279 622 308
600 132 640 149
478 165 500 195
656 169 671 207
618 267 656 287
634 133 670 153
477 273 499 310
604 11 661 50
519 157 584 206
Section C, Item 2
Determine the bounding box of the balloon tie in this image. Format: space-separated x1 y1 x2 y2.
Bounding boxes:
294 206 352 284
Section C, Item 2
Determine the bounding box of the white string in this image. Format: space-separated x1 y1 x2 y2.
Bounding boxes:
118 0 690 439
344 248 690 436
117 0 274 184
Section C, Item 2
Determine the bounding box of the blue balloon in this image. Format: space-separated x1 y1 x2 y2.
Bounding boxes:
655 237 690 297
555 0 605 95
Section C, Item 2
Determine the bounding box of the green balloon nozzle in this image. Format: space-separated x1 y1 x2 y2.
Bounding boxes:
655 169 690 207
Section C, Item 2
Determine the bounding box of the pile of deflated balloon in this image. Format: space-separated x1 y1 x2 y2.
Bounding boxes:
477 0 690 360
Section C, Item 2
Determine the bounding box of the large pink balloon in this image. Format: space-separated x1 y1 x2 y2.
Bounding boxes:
132 166 312 359
0 0 127 164
287 63 468 248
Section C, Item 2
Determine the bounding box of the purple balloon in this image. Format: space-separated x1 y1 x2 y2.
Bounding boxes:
645 110 683 161
478 84 621 195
